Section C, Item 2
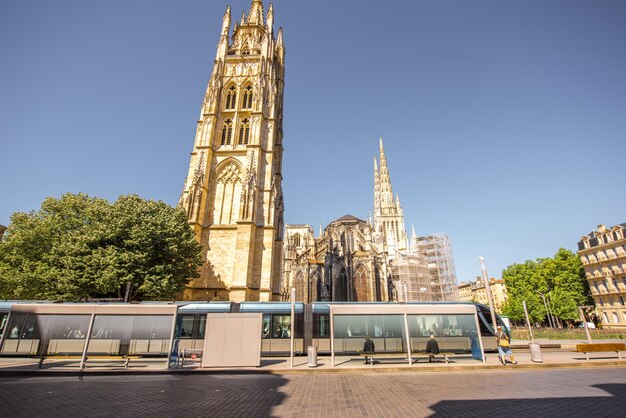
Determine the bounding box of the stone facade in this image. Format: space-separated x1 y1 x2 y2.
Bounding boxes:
179 1 285 302
457 278 508 314
283 216 390 303
577 223 626 328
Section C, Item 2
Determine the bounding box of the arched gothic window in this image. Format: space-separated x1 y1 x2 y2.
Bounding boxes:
225 86 237 110
212 161 242 225
354 265 370 302
242 85 253 109
221 119 233 145
238 118 250 145
295 272 305 302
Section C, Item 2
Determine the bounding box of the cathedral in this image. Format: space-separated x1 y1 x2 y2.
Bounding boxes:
178 1 458 303
283 139 410 303
179 1 285 302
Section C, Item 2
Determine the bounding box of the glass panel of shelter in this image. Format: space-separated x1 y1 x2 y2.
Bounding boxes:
333 315 406 353
408 314 482 359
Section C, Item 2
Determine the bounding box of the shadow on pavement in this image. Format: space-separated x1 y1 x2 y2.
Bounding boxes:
0 373 290 417
428 383 626 417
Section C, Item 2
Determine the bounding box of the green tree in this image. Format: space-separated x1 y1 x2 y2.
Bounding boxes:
0 193 202 301
501 248 591 323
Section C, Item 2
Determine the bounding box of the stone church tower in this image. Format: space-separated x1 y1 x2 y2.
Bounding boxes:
179 1 285 302
373 138 408 256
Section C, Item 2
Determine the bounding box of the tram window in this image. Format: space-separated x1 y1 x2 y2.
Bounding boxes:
0 314 7 336
314 314 329 338
180 316 194 338
262 315 271 338
382 316 403 338
19 314 40 339
272 315 291 338
197 316 207 339
6 313 27 339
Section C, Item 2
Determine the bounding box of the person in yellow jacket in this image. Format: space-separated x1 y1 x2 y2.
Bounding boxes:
496 325 517 365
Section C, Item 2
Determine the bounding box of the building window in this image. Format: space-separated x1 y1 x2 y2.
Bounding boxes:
594 282 600 293
613 312 619 323
599 297 604 305
603 312 609 323
619 296 625 306
221 119 233 145
225 86 237 110
238 118 250 145
242 85 253 109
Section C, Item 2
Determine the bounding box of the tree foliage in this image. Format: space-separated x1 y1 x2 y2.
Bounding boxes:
0 193 202 301
501 248 591 323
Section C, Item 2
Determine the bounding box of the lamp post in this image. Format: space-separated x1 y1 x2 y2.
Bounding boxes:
537 292 554 329
547 292 561 328
478 257 498 330
290 287 295 367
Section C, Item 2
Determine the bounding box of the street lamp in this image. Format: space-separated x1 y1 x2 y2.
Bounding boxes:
537 291 554 329
478 257 498 330
546 292 561 328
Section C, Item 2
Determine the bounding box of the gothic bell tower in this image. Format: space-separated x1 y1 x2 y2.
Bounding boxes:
373 138 408 256
179 0 285 302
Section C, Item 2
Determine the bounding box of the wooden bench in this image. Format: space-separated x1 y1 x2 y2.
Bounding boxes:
411 352 456 364
359 352 456 365
575 343 625 360
359 353 409 365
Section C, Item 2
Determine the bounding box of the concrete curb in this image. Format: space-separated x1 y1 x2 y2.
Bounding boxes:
1 360 625 377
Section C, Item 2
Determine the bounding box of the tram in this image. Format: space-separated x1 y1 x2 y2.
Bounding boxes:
177 301 508 355
0 301 507 358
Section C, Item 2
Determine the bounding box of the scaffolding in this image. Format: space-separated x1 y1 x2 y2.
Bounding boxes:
391 253 432 301
391 233 458 302
416 233 459 301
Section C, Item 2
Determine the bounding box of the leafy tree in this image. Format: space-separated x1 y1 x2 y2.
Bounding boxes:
501 248 590 323
0 193 202 301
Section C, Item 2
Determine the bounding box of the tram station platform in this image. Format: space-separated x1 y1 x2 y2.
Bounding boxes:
0 339 624 376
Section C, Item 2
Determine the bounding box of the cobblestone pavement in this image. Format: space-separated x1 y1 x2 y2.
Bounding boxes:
0 367 625 417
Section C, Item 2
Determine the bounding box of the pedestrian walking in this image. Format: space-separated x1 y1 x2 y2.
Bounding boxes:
496 325 517 365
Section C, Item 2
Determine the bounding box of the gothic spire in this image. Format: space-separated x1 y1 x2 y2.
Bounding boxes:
221 6 231 35
266 3 274 32
247 0 264 26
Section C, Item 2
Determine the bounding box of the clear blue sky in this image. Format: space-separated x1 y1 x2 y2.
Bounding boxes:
1 0 625 283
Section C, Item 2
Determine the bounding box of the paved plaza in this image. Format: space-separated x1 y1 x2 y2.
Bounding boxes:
0 367 625 417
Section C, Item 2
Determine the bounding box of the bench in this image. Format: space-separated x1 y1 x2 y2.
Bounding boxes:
359 352 456 365
34 355 138 368
411 352 456 364
359 353 409 365
575 343 625 360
